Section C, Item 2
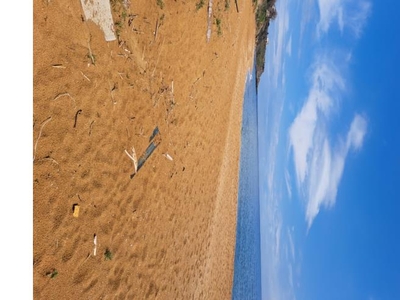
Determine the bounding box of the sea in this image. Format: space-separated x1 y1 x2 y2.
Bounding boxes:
232 65 262 300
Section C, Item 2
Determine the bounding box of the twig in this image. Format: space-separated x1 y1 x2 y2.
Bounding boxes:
53 92 76 106
124 147 138 173
154 18 159 41
80 71 90 82
171 80 175 104
109 82 117 104
33 116 52 161
89 120 95 136
235 0 239 12
73 109 82 128
52 64 66 69
142 45 146 61
83 253 91 263
87 38 95 65
37 156 59 165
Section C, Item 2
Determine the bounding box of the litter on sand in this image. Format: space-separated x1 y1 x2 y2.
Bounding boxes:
93 234 98 256
125 146 138 173
73 204 80 218
79 0 116 41
163 153 173 161
130 126 161 179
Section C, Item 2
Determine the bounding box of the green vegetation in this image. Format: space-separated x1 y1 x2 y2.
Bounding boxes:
104 248 113 261
254 0 278 87
196 0 205 10
114 20 123 38
156 0 165 9
256 0 277 31
109 0 128 40
225 0 230 10
215 18 222 36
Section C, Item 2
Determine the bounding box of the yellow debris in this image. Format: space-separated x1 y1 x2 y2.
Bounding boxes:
73 205 80 218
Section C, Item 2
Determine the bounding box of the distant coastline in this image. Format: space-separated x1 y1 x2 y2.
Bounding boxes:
253 0 277 88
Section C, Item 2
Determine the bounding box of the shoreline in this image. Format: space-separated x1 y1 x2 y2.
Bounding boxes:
33 0 256 298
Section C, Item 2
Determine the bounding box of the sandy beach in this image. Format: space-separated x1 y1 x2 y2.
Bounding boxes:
33 0 255 298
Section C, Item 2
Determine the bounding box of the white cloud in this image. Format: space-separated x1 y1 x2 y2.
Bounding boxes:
316 0 371 38
347 114 367 150
289 58 367 228
289 60 344 187
317 0 343 35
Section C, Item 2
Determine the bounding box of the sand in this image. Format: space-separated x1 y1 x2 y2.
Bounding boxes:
33 0 255 298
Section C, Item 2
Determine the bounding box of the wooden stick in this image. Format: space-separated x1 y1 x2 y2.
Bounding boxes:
154 18 159 41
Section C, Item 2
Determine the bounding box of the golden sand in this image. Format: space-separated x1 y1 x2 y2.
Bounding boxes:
33 0 255 298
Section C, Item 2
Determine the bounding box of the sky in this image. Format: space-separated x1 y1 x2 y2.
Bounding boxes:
258 0 400 299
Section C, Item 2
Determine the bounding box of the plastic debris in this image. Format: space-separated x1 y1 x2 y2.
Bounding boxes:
131 126 161 179
79 0 116 41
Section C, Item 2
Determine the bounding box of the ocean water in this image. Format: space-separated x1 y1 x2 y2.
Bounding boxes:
232 66 262 300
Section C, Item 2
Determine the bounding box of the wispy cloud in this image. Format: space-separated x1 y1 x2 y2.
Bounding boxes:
272 0 290 88
316 0 371 37
285 169 292 199
289 56 367 228
305 114 367 227
347 1 372 38
287 228 295 261
286 35 292 57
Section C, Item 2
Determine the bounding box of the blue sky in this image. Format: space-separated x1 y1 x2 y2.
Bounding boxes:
258 0 400 299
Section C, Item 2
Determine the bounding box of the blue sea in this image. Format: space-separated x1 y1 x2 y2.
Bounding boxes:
232 65 262 300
